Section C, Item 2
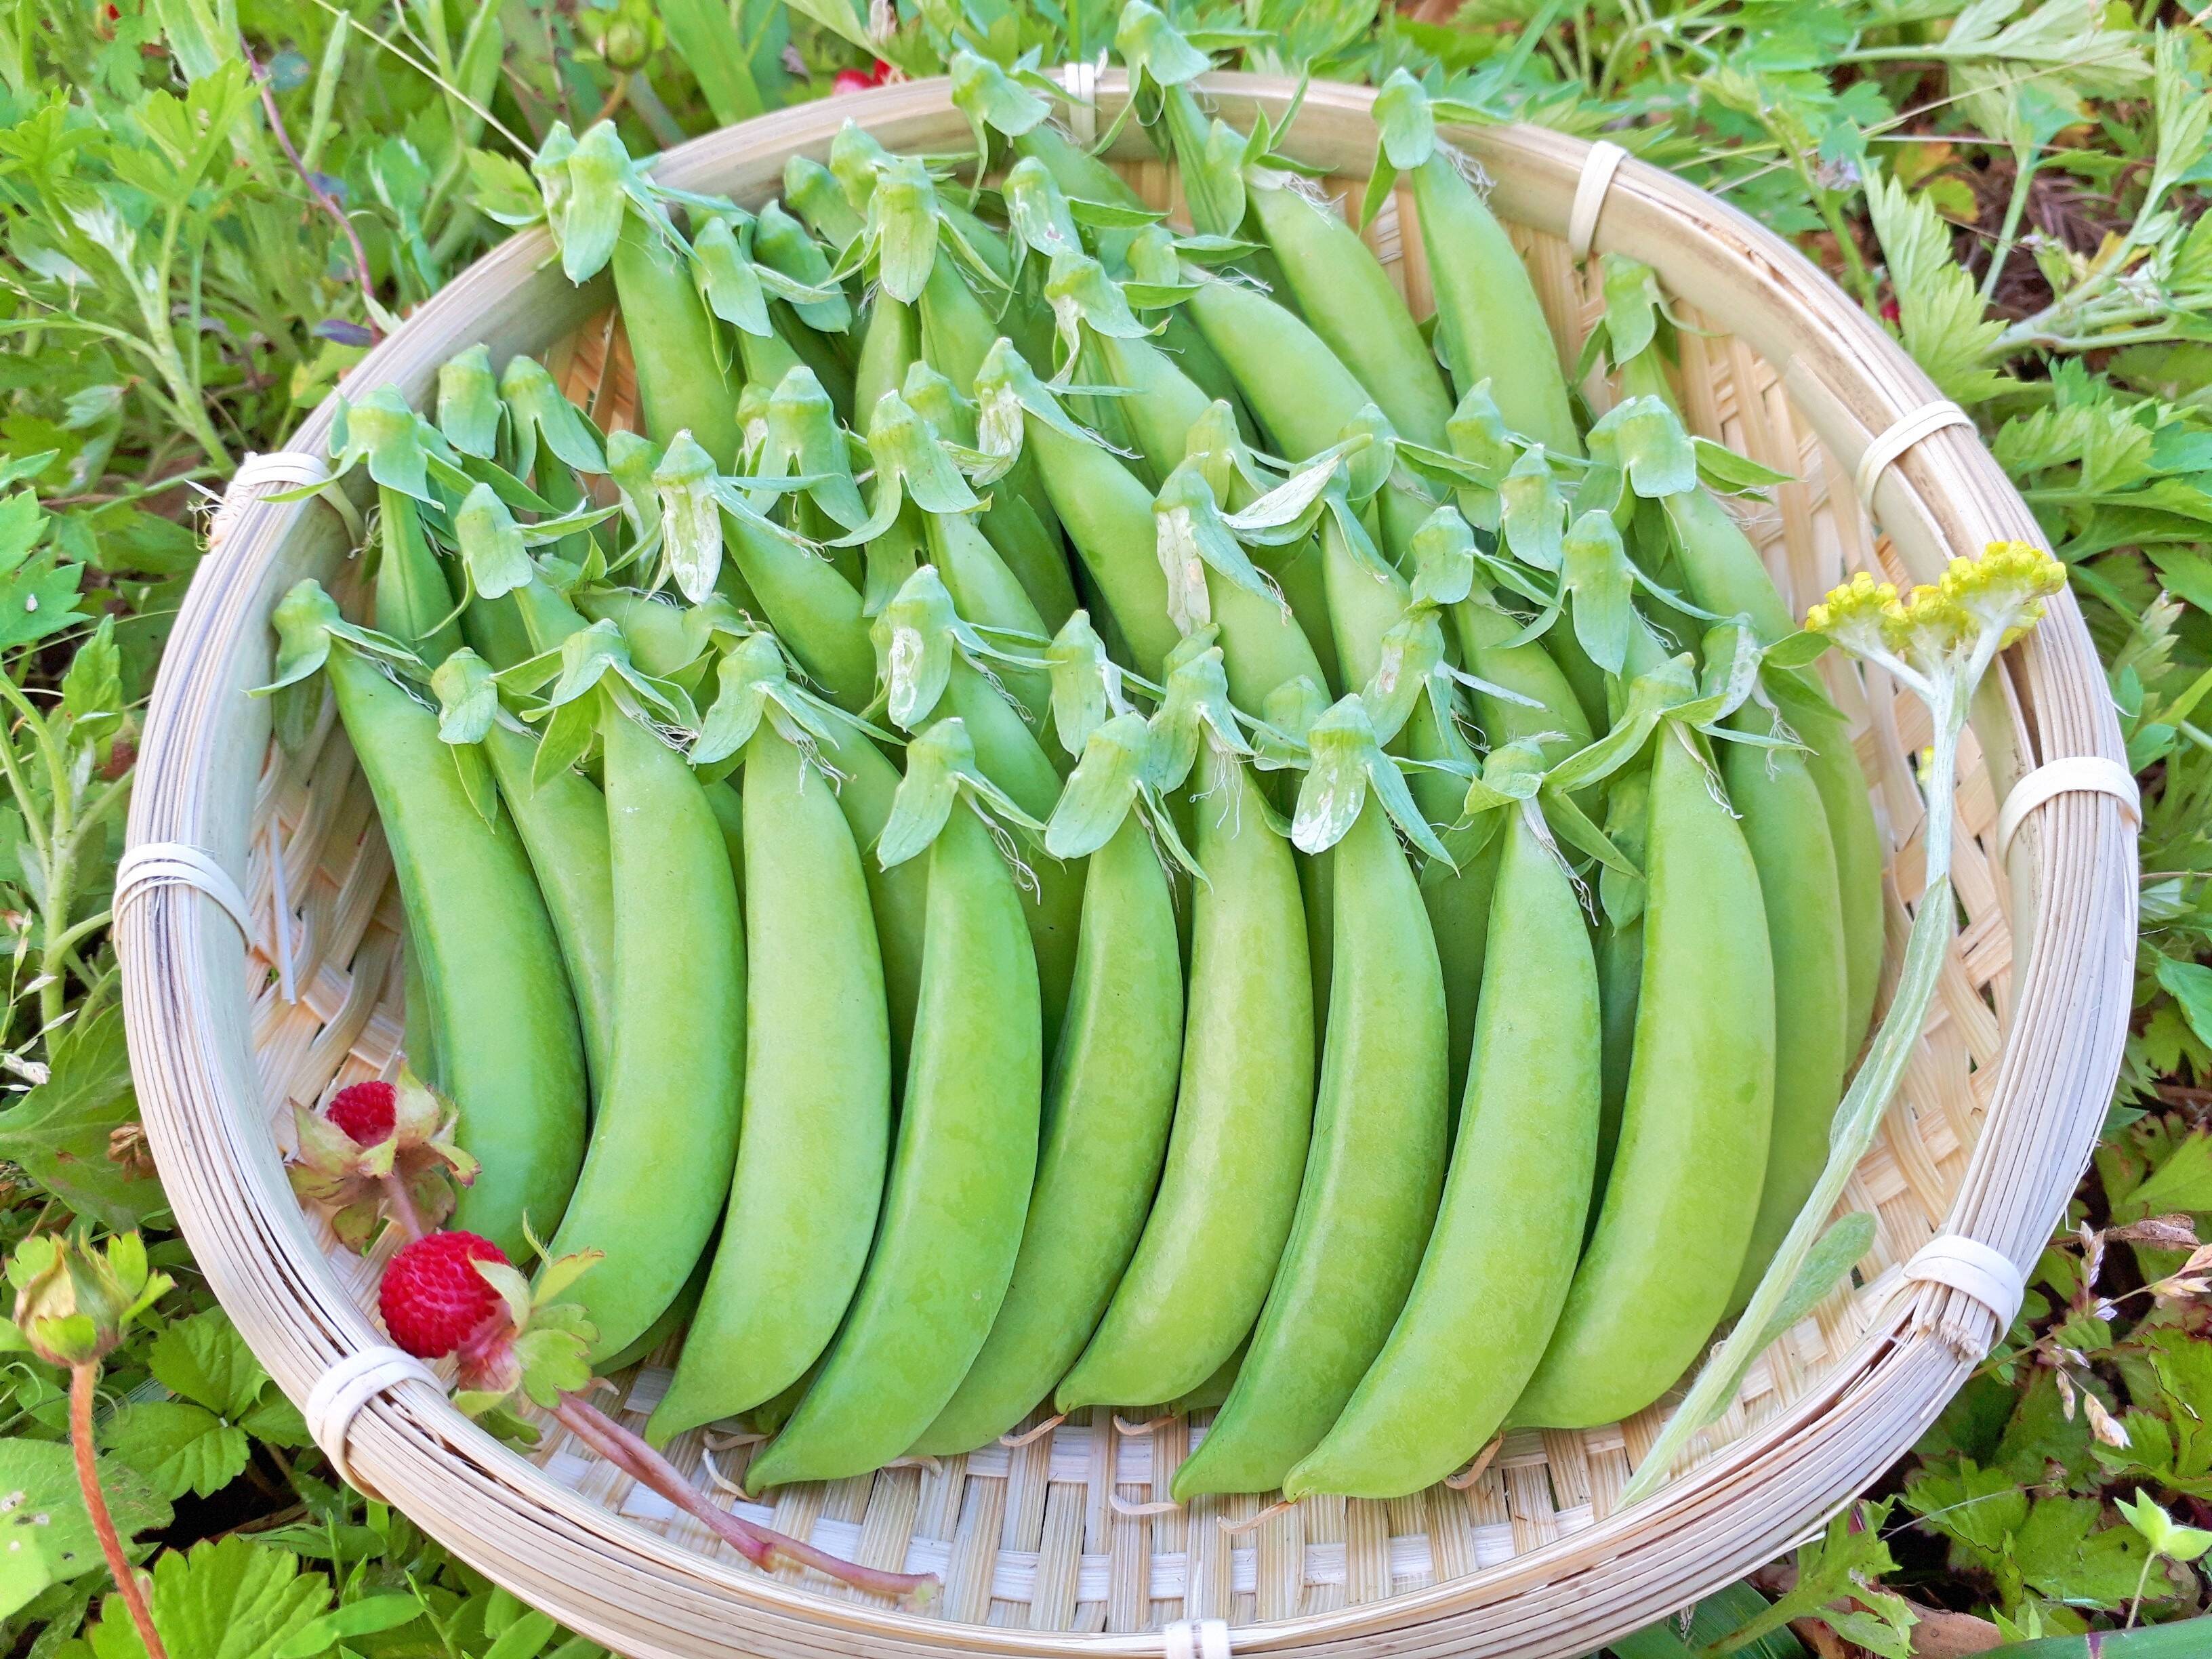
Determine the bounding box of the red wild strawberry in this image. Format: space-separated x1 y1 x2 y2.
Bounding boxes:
379 1231 508 1359
327 1080 397 1146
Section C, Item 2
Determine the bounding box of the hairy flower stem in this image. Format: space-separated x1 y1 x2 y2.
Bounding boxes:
73 1364 169 1659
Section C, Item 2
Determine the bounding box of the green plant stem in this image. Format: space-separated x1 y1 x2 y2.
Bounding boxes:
71 1363 168 1659
1979 158 2038 305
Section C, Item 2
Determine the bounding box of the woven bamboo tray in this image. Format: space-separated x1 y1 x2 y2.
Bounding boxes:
121 70 2137 1659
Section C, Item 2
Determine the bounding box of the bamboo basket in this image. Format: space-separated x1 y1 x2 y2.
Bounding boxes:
121 71 2137 1659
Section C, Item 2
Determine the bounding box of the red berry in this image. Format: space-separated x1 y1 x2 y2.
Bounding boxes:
379 1231 508 1358
832 67 875 94
327 1080 397 1145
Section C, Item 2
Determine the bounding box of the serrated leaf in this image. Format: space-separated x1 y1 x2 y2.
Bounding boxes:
0 1005 164 1231
85 1535 330 1659
99 1401 250 1500
0 1439 171 1621
1866 168 2010 405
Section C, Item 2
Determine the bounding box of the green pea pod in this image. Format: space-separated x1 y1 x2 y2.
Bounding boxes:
1059 746 1315 1410
1662 486 1883 1048
649 723 892 1441
930 661 1084 1051
545 701 745 1360
1450 596 1593 756
725 512 876 712
480 724 617 1096
746 735 1042 1488
1410 153 1581 458
1513 722 1775 1427
1182 276 1431 569
918 260 1079 627
1593 766 1650 1201
322 648 586 1263
926 511 1052 727
1171 789 1448 1498
1021 415 1182 679
915 814 1183 1453
1721 720 1849 1315
611 218 743 468
855 294 918 426
1247 180 1453 449
376 494 465 665
1286 806 1601 1499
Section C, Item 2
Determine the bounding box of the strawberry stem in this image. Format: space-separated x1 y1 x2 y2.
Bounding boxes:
380 1172 426 1246
73 1363 169 1659
553 1394 937 1607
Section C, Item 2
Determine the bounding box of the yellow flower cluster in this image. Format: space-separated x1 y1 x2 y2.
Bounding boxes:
1805 541 2067 663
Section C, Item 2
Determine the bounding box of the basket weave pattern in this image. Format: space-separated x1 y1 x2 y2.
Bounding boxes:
125 73 2135 1659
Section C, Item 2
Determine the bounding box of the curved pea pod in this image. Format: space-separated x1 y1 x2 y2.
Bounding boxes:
1180 275 1432 569
916 800 1183 1454
479 724 617 1096
1513 722 1775 1428
1169 778 1449 1500
854 294 918 424
724 513 876 713
918 260 1079 627
611 217 743 468
648 722 892 1442
745 720 1042 1488
1449 594 1594 756
1662 486 1883 1048
1286 806 1601 1500
1057 744 1314 1410
1410 153 1581 458
1246 180 1452 449
544 700 745 1361
1721 718 1849 1316
302 622 586 1263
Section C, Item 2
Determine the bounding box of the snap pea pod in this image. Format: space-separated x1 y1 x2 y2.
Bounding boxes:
746 726 1042 1488
855 294 918 426
926 510 1052 726
724 511 876 712
1058 745 1314 1410
585 588 928 1071
1449 596 1594 757
1410 153 1581 458
916 811 1183 1453
918 260 1078 627
308 623 586 1263
1513 722 1775 1427
1181 274 1433 570
1593 766 1650 1200
375 493 465 666
1320 520 1490 1099
926 661 1084 1051
1017 407 1182 678
480 724 617 1097
1286 805 1601 1499
545 702 745 1361
1246 180 1453 449
610 217 743 468
649 722 892 1441
1170 788 1448 1499
1721 716 1849 1315
1662 486 1884 1049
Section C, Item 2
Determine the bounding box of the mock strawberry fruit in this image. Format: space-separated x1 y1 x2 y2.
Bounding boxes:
327 1080 397 1145
379 1231 507 1359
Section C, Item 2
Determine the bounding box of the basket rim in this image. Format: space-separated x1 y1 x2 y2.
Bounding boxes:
118 68 2137 1659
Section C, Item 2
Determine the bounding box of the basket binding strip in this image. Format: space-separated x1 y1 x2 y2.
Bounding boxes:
119 72 2136 1659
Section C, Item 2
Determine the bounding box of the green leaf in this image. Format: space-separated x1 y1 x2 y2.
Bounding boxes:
0 1438 171 1621
1865 169 2010 405
147 1309 265 1419
0 1006 166 1231
85 1536 330 1659
270 1593 424 1659
2154 956 2212 1050
98 1401 250 1501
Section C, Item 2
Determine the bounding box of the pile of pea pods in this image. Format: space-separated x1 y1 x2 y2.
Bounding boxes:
269 25 1879 1503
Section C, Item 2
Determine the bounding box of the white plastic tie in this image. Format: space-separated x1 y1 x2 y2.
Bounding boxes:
1853 401 1974 510
304 1344 443 1491
1059 55 1106 148
1995 754 2140 864
115 842 255 940
1901 1233 2027 1334
1164 1618 1232 1659
210 451 362 553
1568 140 1627 260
